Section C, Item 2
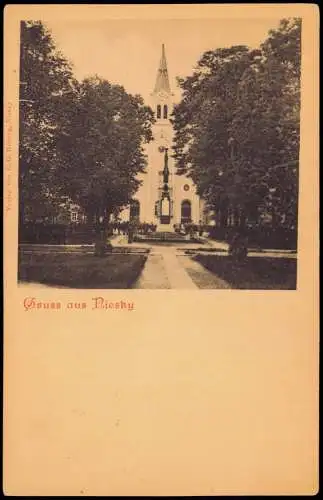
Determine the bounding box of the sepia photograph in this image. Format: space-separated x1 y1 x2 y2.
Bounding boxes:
4 5 319 497
17 15 300 289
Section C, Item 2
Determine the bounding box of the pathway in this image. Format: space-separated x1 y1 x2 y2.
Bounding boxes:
156 246 198 289
199 236 297 258
113 234 204 289
133 254 170 289
133 246 199 289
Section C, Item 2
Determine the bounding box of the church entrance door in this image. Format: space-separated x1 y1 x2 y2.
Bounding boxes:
160 197 171 225
181 200 192 224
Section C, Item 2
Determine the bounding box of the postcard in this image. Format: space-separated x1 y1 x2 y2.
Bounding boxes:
3 4 319 495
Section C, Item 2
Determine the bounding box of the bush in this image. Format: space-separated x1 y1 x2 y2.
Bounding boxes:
19 222 115 245
19 223 67 244
207 225 297 250
66 225 96 244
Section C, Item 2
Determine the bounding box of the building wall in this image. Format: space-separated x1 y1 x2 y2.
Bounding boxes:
120 100 201 224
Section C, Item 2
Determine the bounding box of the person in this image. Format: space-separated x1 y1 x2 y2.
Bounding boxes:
128 219 137 243
198 220 203 237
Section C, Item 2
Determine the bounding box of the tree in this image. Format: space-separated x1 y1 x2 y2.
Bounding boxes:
172 45 263 228
19 21 155 245
19 20 78 223
230 18 301 228
57 76 155 224
172 18 301 232
259 18 301 229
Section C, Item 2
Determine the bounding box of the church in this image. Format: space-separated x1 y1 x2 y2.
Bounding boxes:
120 44 203 230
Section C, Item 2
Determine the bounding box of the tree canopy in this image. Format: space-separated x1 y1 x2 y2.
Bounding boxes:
19 20 77 222
57 76 154 221
172 18 301 229
19 21 155 225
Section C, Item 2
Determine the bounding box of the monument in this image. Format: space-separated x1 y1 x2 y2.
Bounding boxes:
120 44 203 230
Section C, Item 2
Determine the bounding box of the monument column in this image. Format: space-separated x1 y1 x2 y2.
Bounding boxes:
147 44 175 231
159 148 172 227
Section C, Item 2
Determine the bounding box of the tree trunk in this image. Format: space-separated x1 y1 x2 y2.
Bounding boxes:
85 210 96 242
94 209 113 256
239 209 246 230
220 207 228 228
215 210 221 227
233 207 240 228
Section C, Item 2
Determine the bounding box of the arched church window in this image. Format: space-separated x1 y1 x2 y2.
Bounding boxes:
130 199 140 220
163 105 168 119
181 200 192 223
157 105 161 119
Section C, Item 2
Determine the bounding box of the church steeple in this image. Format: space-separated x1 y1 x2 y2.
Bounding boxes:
154 44 171 94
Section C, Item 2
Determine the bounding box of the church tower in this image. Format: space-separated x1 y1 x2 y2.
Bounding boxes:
125 44 202 228
149 44 175 230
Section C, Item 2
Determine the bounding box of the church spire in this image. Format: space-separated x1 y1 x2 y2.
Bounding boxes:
154 44 171 94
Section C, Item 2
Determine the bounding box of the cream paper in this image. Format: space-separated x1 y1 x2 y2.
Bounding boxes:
3 4 319 496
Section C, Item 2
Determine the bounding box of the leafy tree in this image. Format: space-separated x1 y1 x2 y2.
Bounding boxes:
259 18 301 228
172 45 262 227
19 21 155 243
57 76 155 224
230 18 300 228
19 20 78 223
172 18 301 231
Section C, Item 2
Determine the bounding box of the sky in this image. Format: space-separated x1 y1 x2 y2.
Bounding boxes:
45 17 283 103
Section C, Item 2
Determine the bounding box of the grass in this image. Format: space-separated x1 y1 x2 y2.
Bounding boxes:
18 251 147 288
194 254 297 290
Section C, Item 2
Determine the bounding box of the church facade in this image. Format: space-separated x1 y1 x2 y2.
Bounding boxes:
121 44 203 229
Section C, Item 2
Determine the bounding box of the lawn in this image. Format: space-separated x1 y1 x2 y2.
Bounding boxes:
194 254 297 290
18 251 147 288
